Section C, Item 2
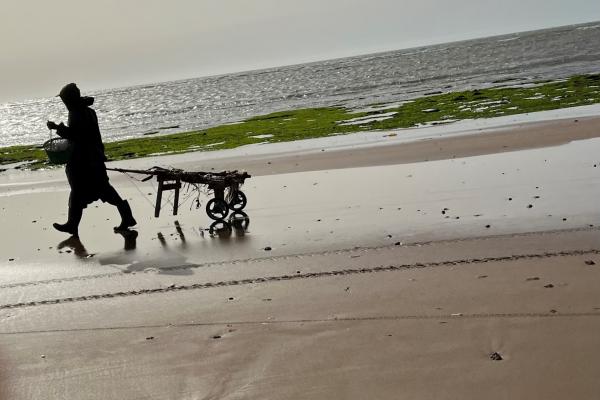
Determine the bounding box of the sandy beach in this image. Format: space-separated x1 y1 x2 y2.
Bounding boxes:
1 110 600 399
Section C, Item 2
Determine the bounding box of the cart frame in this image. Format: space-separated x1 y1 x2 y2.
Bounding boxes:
107 167 251 220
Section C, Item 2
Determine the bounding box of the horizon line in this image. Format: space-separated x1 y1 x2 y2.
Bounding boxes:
3 18 599 106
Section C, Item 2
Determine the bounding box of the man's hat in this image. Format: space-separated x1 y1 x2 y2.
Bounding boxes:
57 83 80 100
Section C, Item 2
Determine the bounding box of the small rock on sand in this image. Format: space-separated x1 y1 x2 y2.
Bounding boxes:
585 260 596 266
264 246 272 251
544 284 554 288
489 352 503 361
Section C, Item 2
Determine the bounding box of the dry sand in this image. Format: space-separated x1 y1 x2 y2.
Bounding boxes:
0 114 600 399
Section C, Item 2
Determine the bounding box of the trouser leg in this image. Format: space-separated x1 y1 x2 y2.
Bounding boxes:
54 191 83 236
67 191 83 228
68 203 83 228
101 183 123 206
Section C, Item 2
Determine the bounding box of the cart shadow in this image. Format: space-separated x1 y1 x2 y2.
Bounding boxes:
100 227 194 275
121 214 251 275
208 211 251 239
58 213 251 276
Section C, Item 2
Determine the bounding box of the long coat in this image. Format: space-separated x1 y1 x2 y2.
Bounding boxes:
56 97 109 208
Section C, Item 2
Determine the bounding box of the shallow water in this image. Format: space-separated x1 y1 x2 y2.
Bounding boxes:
0 134 599 284
1 22 599 147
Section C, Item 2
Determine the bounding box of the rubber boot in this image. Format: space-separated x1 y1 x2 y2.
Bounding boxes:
53 206 82 237
114 200 137 231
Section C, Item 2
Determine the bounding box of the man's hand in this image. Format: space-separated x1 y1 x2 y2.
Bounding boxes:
47 121 59 130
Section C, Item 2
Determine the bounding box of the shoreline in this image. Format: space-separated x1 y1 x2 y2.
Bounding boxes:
1 73 599 170
1 111 598 186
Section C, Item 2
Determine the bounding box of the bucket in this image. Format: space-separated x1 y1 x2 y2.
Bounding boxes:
43 137 72 164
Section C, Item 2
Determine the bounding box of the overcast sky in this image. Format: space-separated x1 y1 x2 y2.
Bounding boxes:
1 0 599 103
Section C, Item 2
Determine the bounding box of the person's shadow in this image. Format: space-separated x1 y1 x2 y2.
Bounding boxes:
57 235 92 258
57 230 138 259
116 229 138 251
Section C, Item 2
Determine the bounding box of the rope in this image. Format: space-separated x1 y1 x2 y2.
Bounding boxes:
118 171 209 214
121 172 156 210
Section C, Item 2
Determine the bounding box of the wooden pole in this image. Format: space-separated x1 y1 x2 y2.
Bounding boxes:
155 179 163 218
173 179 180 216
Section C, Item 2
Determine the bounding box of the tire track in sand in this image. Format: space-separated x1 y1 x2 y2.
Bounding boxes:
1 248 599 310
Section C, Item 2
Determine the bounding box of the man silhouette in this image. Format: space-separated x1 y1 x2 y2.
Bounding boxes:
47 83 136 237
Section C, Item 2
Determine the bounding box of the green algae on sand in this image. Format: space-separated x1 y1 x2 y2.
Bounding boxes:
2 74 600 170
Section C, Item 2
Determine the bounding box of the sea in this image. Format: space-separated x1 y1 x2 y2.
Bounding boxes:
1 21 599 148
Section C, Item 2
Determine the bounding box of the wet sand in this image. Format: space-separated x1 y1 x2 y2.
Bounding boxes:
1 113 600 399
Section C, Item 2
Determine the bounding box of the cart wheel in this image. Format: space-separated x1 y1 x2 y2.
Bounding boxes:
209 220 232 237
228 190 247 211
206 198 229 220
229 211 250 231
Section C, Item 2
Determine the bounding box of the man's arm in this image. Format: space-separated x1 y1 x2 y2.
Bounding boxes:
47 112 81 140
55 122 75 140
